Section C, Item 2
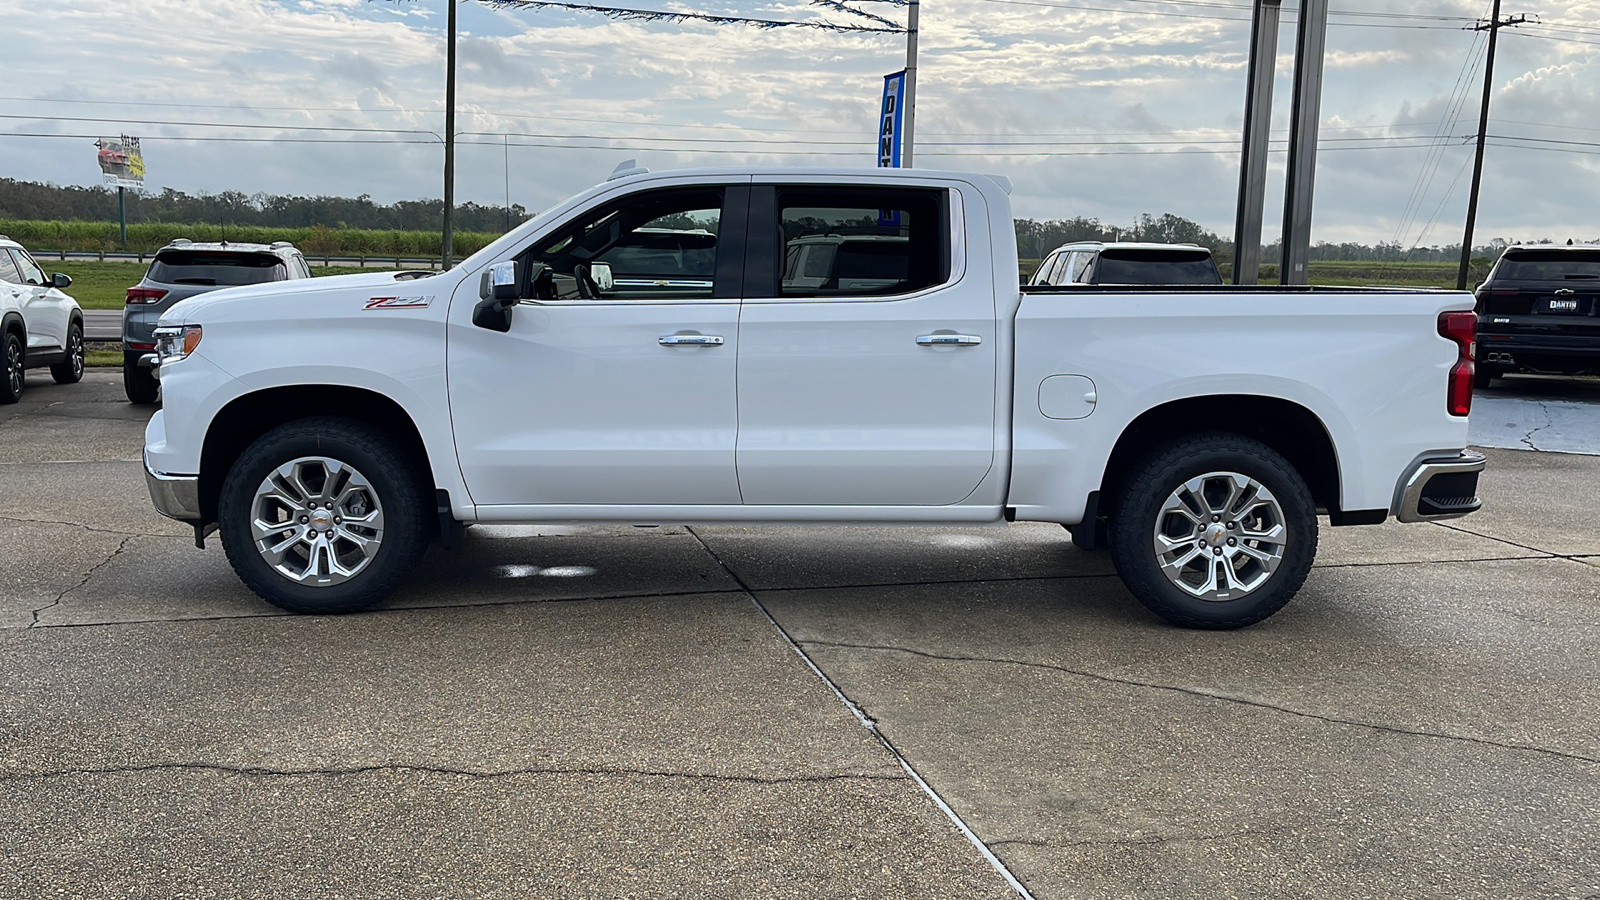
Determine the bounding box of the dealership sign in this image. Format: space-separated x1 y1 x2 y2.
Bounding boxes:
95 135 145 189
878 71 906 168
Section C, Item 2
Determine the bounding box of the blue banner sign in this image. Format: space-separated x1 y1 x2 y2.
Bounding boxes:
878 71 906 168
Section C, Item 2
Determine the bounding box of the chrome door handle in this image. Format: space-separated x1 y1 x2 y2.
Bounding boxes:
916 334 982 346
659 334 724 346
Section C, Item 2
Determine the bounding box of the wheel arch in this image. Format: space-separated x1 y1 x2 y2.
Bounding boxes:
198 385 433 523
1100 394 1342 516
2 310 24 343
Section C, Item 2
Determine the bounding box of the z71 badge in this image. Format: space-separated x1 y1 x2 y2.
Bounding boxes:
364 295 434 310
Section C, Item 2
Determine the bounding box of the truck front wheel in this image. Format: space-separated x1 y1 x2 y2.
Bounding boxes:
1107 433 1317 629
218 417 430 614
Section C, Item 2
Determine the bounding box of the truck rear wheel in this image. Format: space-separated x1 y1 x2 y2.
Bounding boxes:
218 417 429 614
1107 433 1317 629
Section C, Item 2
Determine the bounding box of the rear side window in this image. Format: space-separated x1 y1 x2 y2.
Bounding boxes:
1093 250 1221 286
777 187 948 298
1493 251 1600 281
148 251 288 287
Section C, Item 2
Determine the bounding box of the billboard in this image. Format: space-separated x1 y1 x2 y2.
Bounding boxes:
878 72 906 168
95 135 145 189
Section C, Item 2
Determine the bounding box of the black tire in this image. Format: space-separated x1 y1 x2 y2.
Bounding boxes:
218 417 431 614
1472 364 1497 390
1107 432 1317 630
1 330 23 405
50 320 85 384
123 351 159 404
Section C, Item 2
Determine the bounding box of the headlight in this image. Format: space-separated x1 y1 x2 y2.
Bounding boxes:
153 325 203 363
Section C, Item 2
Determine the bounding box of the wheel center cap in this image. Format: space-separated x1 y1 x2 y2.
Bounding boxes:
1204 524 1228 547
310 510 334 529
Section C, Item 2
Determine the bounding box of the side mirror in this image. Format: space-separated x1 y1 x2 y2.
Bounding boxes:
52 273 72 289
589 262 615 293
473 261 531 332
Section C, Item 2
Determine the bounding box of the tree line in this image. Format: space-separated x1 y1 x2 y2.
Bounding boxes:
3 177 1584 262
0 178 531 235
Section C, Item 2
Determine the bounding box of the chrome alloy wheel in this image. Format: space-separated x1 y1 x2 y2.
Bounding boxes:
1152 471 1287 602
5 336 20 396
68 328 83 379
250 456 385 586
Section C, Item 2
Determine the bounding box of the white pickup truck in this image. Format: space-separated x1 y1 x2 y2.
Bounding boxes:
142 165 1485 629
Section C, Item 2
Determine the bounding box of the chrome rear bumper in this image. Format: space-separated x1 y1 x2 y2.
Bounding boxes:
1397 451 1486 523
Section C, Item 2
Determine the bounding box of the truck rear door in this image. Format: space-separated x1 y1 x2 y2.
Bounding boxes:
733 182 997 506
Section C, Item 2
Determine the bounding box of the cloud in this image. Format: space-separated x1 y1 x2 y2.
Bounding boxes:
0 0 1595 244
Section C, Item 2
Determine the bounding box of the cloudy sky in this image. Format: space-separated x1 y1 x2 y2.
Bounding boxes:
2 0 1597 246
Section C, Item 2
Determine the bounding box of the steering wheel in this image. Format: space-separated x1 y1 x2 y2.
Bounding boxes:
574 263 600 300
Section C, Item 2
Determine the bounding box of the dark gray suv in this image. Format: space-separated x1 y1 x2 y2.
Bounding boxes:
123 239 310 403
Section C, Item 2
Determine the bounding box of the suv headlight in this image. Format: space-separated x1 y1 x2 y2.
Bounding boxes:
153 324 203 363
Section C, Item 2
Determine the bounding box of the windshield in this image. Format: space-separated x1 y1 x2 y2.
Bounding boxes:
148 251 288 287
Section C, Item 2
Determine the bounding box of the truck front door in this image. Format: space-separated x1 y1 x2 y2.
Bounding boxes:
734 183 997 506
448 185 747 507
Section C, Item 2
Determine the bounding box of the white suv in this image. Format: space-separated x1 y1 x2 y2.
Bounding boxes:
0 235 85 403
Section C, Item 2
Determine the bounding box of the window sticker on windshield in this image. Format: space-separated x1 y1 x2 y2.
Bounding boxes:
364 295 434 309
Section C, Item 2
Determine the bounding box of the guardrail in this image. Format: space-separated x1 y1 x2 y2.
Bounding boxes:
34 250 446 270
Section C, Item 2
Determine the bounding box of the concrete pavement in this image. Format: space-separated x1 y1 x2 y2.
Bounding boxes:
2 371 1597 899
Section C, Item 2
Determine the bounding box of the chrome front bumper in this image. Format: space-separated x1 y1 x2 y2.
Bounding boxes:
144 450 201 522
1396 451 1486 523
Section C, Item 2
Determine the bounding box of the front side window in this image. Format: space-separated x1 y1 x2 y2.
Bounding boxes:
776 187 948 298
10 249 46 286
0 250 22 285
1031 251 1061 286
524 188 725 301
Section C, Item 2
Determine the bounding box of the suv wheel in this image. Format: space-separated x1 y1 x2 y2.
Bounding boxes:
1 330 23 404
218 417 429 614
51 321 85 385
1108 432 1317 630
124 351 159 404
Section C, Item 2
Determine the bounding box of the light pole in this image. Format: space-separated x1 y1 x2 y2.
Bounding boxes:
443 0 457 268
902 0 919 166
1233 0 1282 285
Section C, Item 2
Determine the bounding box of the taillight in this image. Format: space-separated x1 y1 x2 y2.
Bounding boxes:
125 287 168 305
1438 311 1477 417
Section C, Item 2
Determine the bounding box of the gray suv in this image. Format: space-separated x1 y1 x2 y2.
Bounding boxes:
123 239 310 403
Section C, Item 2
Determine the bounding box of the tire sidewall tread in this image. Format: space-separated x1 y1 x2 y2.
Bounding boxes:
218 417 430 614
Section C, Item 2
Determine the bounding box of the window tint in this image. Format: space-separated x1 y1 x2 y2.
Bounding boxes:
1093 250 1221 285
777 188 947 298
148 251 288 287
0 250 22 284
527 188 724 301
1495 251 1600 281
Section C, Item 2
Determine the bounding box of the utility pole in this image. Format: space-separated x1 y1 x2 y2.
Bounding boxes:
1456 2 1526 290
443 0 457 269
1233 0 1283 285
902 0 919 166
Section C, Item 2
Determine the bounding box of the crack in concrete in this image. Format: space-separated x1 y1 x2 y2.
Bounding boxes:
0 760 904 785
29 534 135 628
0 514 173 538
1434 521 1599 564
990 823 1312 851
1521 401 1555 452
685 527 1038 900
801 640 1600 767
